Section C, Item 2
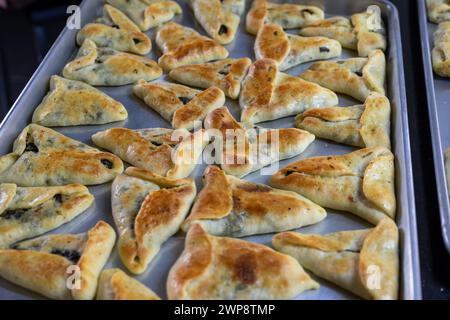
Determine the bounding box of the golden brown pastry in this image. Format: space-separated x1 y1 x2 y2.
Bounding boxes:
105 0 182 31
300 49 386 102
351 6 387 57
63 39 162 86
273 218 399 300
32 76 128 127
246 0 324 35
427 0 450 23
296 92 391 149
240 59 338 124
112 167 196 274
0 221 116 300
169 58 252 99
432 21 450 77
182 166 326 237
77 4 152 55
167 223 319 300
270 147 396 225
204 107 315 177
92 127 208 179
133 80 225 130
156 22 229 71
0 124 123 187
97 269 160 300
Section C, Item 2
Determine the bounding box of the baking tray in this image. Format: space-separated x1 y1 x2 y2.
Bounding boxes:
418 0 450 254
0 0 421 299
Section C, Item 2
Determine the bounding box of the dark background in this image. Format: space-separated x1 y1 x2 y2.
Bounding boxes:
0 0 449 299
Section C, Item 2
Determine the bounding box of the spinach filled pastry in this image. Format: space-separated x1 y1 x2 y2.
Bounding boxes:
300 49 386 102
111 167 196 274
204 107 315 177
105 0 182 31
426 0 450 24
240 59 338 124
97 268 160 300
167 223 319 300
351 6 387 57
270 147 396 225
0 124 124 187
296 92 391 149
32 76 128 127
168 58 252 99
246 0 324 35
0 184 94 248
133 80 225 130
156 22 229 71
272 218 399 300
182 166 326 237
77 4 152 55
92 127 208 179
432 21 450 77
0 221 116 300
255 23 342 71
63 39 162 86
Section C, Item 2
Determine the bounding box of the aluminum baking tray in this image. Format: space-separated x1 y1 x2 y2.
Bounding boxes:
418 0 450 254
0 0 421 299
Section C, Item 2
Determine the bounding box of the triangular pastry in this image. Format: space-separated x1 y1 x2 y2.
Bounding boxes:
77 4 152 55
182 166 326 237
0 221 116 300
133 80 225 130
272 218 399 300
156 22 229 71
255 23 342 71
270 147 396 225
426 0 450 23
300 49 386 102
97 268 160 300
63 39 162 86
92 127 208 179
189 0 240 45
351 6 387 57
0 124 124 187
32 76 128 127
204 107 315 177
105 0 182 31
296 92 391 149
240 59 338 124
0 184 94 248
432 22 450 77
111 167 196 274
167 223 319 300
246 0 324 35
168 58 252 99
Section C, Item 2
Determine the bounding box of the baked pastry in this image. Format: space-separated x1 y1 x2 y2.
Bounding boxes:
92 127 208 179
432 22 450 77
97 269 160 300
0 221 116 300
296 92 391 149
167 223 319 300
156 22 229 71
77 4 152 55
299 17 357 50
351 6 387 57
221 0 245 16
270 147 396 225
0 184 94 248
204 107 315 177
105 0 182 31
112 167 196 274
182 166 326 237
300 49 386 102
446 148 450 192
169 58 252 99
240 59 338 124
189 0 240 45
272 218 399 300
246 0 324 35
255 23 342 71
63 39 162 86
0 124 123 187
426 0 450 24
32 76 128 127
133 80 225 130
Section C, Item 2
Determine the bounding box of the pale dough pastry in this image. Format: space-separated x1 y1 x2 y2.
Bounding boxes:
351 6 387 57
432 21 450 77
427 0 450 24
